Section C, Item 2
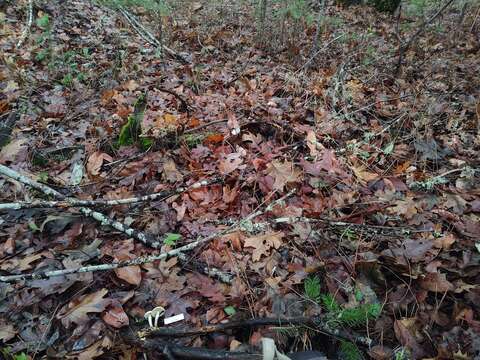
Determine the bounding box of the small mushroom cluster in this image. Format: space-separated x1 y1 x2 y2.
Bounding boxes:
144 306 165 328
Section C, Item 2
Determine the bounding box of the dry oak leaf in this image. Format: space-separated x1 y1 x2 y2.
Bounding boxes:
112 239 142 286
244 231 284 261
393 318 425 359
57 288 111 328
102 302 129 328
0 320 16 342
352 165 379 184
0 138 28 163
115 265 142 286
419 273 454 293
188 273 226 303
86 151 113 177
163 158 183 183
75 336 113 360
266 160 300 191
306 130 319 157
219 152 244 175
388 198 418 220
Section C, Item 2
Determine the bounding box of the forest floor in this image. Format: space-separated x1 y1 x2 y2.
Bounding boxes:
0 0 479 359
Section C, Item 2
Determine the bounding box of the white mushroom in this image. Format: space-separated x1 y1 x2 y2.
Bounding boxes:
144 306 165 328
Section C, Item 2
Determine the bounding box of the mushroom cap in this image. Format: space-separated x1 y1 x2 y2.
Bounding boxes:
144 306 165 319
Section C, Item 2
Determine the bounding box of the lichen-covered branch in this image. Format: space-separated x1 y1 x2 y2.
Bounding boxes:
0 164 159 248
17 0 33 47
0 190 294 282
0 178 217 211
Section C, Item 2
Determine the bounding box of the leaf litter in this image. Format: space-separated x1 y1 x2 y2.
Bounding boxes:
0 0 479 358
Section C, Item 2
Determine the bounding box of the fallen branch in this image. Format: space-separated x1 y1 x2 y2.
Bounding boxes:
139 316 372 347
157 87 193 114
117 5 189 64
177 252 233 284
0 178 218 211
0 190 294 282
256 216 421 235
17 0 33 48
0 164 159 248
298 33 345 73
396 0 455 74
126 336 262 360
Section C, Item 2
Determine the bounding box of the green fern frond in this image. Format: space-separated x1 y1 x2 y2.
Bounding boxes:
337 303 381 327
321 293 342 313
304 276 321 302
340 340 363 360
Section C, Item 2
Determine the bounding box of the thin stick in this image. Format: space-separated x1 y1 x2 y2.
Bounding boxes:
298 33 344 73
0 190 294 282
0 178 218 211
254 216 422 234
17 0 33 48
176 252 233 284
396 0 455 74
0 164 159 248
157 88 192 114
117 5 188 64
183 119 229 134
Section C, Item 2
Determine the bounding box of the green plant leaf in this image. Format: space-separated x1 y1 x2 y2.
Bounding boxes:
338 302 381 327
321 293 341 313
304 276 321 302
383 142 394 155
36 15 50 29
224 306 236 316
28 220 40 233
164 233 181 246
37 171 49 183
354 289 364 302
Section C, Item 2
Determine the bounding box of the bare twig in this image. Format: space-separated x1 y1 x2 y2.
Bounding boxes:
0 164 159 248
117 5 188 64
299 33 345 72
396 0 455 74
0 225 234 282
17 0 33 48
470 5 480 33
256 216 421 234
177 252 233 284
157 88 192 114
183 119 229 134
0 178 219 211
